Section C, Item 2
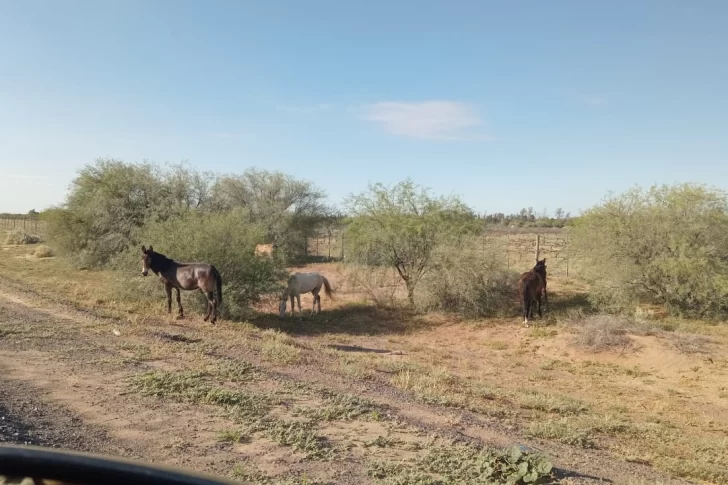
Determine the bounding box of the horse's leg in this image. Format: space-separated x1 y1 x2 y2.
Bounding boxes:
536 292 543 319
175 287 183 317
312 289 320 314
296 294 302 316
165 283 172 314
202 289 211 322
289 295 295 316
544 287 549 312
206 291 216 324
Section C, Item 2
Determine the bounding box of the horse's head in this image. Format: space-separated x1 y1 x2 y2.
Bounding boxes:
141 245 154 276
534 258 547 279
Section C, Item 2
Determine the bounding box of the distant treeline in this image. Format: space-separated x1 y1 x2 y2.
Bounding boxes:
478 208 574 228
0 210 40 219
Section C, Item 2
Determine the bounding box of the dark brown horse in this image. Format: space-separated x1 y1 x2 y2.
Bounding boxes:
141 245 223 323
518 258 548 327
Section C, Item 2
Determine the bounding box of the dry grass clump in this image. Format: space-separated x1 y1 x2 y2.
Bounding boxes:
571 314 634 352
667 332 714 354
4 229 41 245
31 245 54 258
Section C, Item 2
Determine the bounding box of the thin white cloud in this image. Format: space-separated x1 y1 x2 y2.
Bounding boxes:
581 94 609 108
362 101 491 141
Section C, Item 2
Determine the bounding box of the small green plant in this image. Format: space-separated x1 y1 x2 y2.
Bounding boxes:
129 371 270 414
260 330 303 364
263 420 331 459
368 443 553 484
298 393 382 422
527 419 596 448
217 429 248 443
516 390 589 415
215 360 258 382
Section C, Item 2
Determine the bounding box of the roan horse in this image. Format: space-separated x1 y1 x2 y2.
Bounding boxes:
141 245 223 323
279 272 334 317
518 258 549 327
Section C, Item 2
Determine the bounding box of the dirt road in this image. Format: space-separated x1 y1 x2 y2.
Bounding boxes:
0 274 695 484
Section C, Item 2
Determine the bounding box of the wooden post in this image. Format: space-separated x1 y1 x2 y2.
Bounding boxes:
506 234 510 268
328 232 332 260
534 234 541 261
566 235 570 277
566 257 570 277
341 232 345 260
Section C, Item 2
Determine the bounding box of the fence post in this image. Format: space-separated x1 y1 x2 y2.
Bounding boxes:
566 235 570 277
328 232 332 260
534 234 540 261
506 234 510 268
341 232 345 260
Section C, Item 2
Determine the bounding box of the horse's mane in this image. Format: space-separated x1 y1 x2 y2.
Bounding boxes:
149 251 176 273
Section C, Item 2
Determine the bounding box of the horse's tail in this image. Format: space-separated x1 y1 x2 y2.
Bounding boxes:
322 276 334 299
211 265 223 306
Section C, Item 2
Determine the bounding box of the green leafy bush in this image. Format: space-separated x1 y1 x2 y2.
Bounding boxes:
570 184 728 318
133 210 287 319
345 179 480 307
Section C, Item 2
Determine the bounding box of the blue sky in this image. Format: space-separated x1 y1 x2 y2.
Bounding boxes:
1 1 727 215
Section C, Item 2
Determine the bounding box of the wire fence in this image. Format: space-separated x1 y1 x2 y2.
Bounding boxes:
306 230 576 277
0 217 46 234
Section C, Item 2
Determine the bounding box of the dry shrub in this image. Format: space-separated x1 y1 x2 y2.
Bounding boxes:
31 245 54 258
667 332 714 354
571 315 634 352
418 246 519 317
4 229 41 245
346 264 403 307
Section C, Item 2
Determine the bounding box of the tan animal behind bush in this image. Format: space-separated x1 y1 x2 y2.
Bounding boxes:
255 243 274 257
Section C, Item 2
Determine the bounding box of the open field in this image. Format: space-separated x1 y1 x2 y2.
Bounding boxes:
1 235 728 484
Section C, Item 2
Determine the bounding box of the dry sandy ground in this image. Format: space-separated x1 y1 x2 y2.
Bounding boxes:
1 254 725 484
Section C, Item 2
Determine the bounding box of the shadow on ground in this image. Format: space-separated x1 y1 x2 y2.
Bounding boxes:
248 302 436 336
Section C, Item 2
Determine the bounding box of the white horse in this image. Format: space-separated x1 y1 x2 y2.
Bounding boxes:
279 272 334 317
